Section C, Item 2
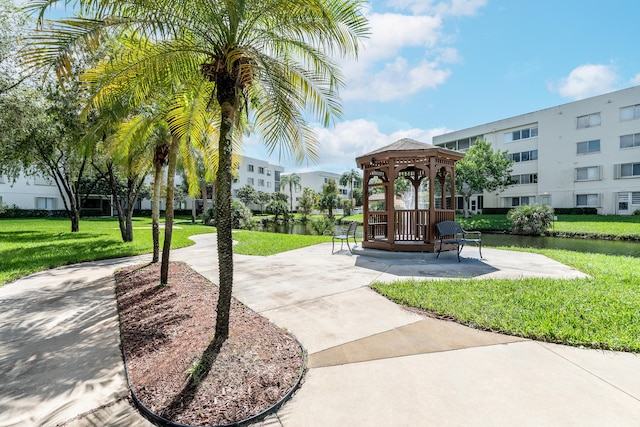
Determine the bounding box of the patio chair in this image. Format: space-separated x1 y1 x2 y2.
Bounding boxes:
332 221 359 254
435 220 482 262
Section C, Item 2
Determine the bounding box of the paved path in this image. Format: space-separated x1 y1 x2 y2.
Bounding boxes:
1 234 639 426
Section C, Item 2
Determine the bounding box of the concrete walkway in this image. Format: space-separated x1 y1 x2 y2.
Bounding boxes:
1 234 639 426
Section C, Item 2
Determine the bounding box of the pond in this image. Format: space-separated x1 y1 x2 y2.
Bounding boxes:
260 221 640 258
481 233 640 258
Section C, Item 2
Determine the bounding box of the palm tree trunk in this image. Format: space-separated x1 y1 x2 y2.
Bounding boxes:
152 142 169 263
160 135 179 284
213 94 236 345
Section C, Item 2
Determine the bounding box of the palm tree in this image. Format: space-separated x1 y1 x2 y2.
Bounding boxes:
23 0 368 344
279 173 300 212
340 168 361 208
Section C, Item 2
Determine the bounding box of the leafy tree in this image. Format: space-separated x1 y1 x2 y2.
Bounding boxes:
256 191 271 213
0 0 30 94
318 179 341 220
507 204 555 236
298 187 317 223
266 193 289 222
0 78 98 232
352 187 363 207
341 198 353 216
24 0 368 345
456 139 514 218
279 173 301 212
236 184 258 207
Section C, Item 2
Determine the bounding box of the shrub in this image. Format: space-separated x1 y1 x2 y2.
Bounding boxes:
310 216 334 235
507 204 555 235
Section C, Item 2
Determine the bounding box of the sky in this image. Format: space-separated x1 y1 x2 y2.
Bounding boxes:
243 0 640 175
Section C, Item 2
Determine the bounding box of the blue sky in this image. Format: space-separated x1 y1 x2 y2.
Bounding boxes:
41 0 640 175
245 0 640 174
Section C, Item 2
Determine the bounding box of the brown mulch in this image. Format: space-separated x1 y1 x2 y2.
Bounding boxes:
115 262 305 426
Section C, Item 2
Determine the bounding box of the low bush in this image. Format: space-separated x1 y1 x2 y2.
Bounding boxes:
507 204 555 235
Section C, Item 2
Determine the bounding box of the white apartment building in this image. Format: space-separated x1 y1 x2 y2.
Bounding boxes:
0 173 66 211
282 171 348 210
433 85 640 215
231 155 284 209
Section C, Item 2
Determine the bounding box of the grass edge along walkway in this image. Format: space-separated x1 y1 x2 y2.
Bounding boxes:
371 248 640 353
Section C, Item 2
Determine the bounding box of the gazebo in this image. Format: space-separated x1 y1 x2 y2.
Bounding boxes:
355 138 465 252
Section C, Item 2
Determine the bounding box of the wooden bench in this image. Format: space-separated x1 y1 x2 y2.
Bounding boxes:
435 220 482 262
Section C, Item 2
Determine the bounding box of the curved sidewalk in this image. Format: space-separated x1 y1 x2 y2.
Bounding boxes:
1 234 639 426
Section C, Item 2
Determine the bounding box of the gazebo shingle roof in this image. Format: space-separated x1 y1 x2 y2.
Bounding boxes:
360 138 434 157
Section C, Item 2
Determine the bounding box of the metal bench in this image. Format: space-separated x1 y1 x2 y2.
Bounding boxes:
332 221 359 254
435 220 482 262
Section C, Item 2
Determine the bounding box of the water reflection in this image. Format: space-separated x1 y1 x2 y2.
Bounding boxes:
481 233 640 258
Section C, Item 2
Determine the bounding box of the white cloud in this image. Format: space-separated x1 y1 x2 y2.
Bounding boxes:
241 119 452 174
340 12 454 102
631 73 640 85
339 0 486 103
283 120 452 174
549 64 619 100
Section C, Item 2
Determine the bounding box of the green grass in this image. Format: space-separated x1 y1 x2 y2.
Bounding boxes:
371 249 640 352
0 217 214 286
232 230 331 256
551 214 640 238
459 214 640 239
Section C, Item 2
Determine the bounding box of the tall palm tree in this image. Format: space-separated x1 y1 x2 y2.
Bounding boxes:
340 168 361 205
279 173 300 212
23 0 368 344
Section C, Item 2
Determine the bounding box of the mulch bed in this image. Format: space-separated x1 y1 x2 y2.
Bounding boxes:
115 262 304 426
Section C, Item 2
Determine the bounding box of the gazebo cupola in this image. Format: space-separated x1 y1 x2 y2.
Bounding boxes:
355 138 464 252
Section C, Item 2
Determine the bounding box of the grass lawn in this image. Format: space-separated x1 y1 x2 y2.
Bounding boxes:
371 248 640 352
233 230 331 256
0 217 214 286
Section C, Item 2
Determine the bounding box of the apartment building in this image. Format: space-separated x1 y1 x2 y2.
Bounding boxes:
0 173 66 211
433 85 640 215
282 171 348 210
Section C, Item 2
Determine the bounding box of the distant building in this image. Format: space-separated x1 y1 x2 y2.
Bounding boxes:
0 173 62 210
232 155 284 196
433 85 640 215
282 171 348 210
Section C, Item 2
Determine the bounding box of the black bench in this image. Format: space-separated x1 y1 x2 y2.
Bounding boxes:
435 220 482 262
332 221 359 254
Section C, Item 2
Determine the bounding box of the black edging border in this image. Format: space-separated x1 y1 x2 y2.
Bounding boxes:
121 337 308 427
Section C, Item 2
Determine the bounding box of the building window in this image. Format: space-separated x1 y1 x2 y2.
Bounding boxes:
620 133 640 149
510 196 533 207
577 113 601 129
258 166 265 174
247 164 254 172
632 192 640 205
620 104 640 121
247 177 254 185
576 139 600 154
504 126 538 143
576 166 601 181
0 175 4 184
508 149 538 162
257 179 265 187
576 194 599 207
35 197 56 210
617 163 640 178
34 175 54 186
511 174 538 184
266 169 271 176
267 182 271 188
